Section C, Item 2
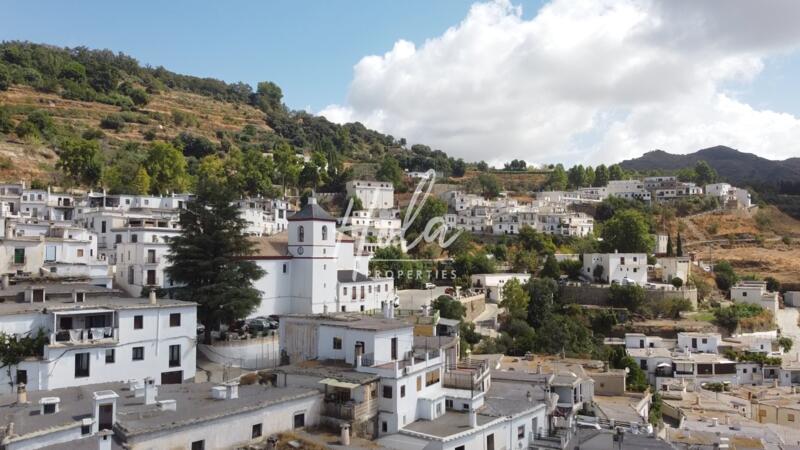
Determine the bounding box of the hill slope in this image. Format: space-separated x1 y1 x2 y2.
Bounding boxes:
619 146 800 188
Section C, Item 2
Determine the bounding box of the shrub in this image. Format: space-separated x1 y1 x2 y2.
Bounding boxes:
0 65 11 91
671 277 684 288
81 128 104 140
99 114 125 131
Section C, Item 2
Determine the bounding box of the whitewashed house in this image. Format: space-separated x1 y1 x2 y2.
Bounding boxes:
0 284 196 394
658 256 691 284
470 273 531 302
731 280 779 315
346 180 395 209
582 253 648 285
113 218 182 297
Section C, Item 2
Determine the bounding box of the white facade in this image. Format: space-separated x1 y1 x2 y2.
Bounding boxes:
114 224 182 297
248 199 394 317
606 180 651 201
731 281 779 315
677 332 721 354
470 273 531 302
0 287 196 394
582 253 648 285
235 197 291 236
658 256 690 284
346 180 395 209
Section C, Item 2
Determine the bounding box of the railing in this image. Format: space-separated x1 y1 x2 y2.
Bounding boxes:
323 401 356 421
144 256 161 265
51 327 118 345
10 256 26 265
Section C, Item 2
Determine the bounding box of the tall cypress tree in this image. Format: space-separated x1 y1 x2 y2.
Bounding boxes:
676 233 683 257
666 235 674 256
166 178 265 343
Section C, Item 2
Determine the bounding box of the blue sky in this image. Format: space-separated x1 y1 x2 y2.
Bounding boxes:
2 0 539 111
3 0 799 164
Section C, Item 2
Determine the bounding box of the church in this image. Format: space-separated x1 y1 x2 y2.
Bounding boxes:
246 198 396 316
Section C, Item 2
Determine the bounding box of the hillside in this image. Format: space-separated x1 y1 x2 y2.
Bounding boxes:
0 41 467 191
619 146 800 189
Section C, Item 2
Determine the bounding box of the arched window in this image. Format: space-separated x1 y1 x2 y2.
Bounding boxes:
322 225 328 241
298 226 305 243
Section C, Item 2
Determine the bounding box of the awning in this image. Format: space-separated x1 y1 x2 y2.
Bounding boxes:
318 378 359 389
657 362 672 368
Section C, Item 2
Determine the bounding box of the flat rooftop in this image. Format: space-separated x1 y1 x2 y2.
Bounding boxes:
274 359 379 384
0 382 320 441
281 313 413 332
403 411 498 438
0 294 193 316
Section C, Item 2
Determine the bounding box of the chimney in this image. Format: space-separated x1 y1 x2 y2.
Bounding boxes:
16 383 27 405
211 386 227 400
97 430 113 450
1 274 8 290
340 423 351 446
468 407 477 428
148 289 157 305
536 362 542 375
92 391 119 434
225 381 239 400
144 378 157 405
355 353 362 369
39 397 60 415
773 379 779 388
711 417 719 427
526 390 533 402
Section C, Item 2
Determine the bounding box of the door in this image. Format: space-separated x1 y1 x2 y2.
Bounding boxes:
99 404 114 430
692 338 697 349
391 337 398 360
146 270 156 285
161 370 183 384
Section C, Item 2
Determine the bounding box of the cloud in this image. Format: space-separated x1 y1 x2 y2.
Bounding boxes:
319 0 800 166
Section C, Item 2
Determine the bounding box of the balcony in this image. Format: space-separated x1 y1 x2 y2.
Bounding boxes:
10 255 26 266
50 327 118 347
143 256 161 265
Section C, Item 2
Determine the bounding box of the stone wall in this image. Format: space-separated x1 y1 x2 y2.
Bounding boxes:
460 294 486 322
560 285 698 310
199 335 281 370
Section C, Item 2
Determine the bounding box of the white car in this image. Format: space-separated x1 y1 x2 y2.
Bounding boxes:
424 282 436 290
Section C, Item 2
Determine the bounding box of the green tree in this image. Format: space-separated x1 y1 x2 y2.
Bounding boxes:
714 260 738 291
694 160 717 185
500 278 528 321
476 161 489 171
56 137 103 186
540 254 561 279
666 235 674 256
0 65 11 91
376 154 404 187
272 142 302 194
527 277 560 328
778 336 793 352
534 314 595 356
432 295 466 321
600 209 654 253
765 276 780 293
593 164 609 187
239 148 276 196
608 164 625 181
547 164 568 190
130 167 151 195
609 284 646 313
143 141 190 194
165 182 265 343
476 173 501 199
676 232 683 257
517 226 556 255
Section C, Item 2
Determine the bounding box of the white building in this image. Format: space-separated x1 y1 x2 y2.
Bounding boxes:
0 381 321 450
731 280 779 315
705 183 751 209
113 219 182 297
677 332 721 354
658 256 691 284
470 273 531 302
606 180 651 201
582 253 648 285
0 284 196 395
340 208 405 254
247 198 394 317
346 180 395 209
234 197 292 236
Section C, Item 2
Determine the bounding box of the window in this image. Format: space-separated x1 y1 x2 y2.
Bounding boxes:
417 376 422 391
170 313 181 327
343 287 348 296
101 221 107 233
191 440 205 450
401 385 406 398
383 386 393 399
128 266 135 284
75 353 90 378
455 446 465 450
391 337 398 360
333 337 342 350
702 338 708 344
282 264 287 273
131 234 138 243
361 286 365 299
132 346 144 361
252 423 263 438
293 412 305 428
134 315 143 329
382 421 388 433
77 249 84 257
322 225 328 241
298 226 305 242
169 344 181 367
16 369 27 385
426 369 440 386
115 234 122 244
517 425 526 439
13 248 24 264
105 349 115 364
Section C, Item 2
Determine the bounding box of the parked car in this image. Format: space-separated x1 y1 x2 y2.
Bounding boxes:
424 282 436 290
246 317 272 332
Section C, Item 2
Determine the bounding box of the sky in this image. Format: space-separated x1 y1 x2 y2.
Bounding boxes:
3 0 800 166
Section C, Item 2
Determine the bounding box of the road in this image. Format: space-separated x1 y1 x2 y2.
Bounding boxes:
775 307 800 361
